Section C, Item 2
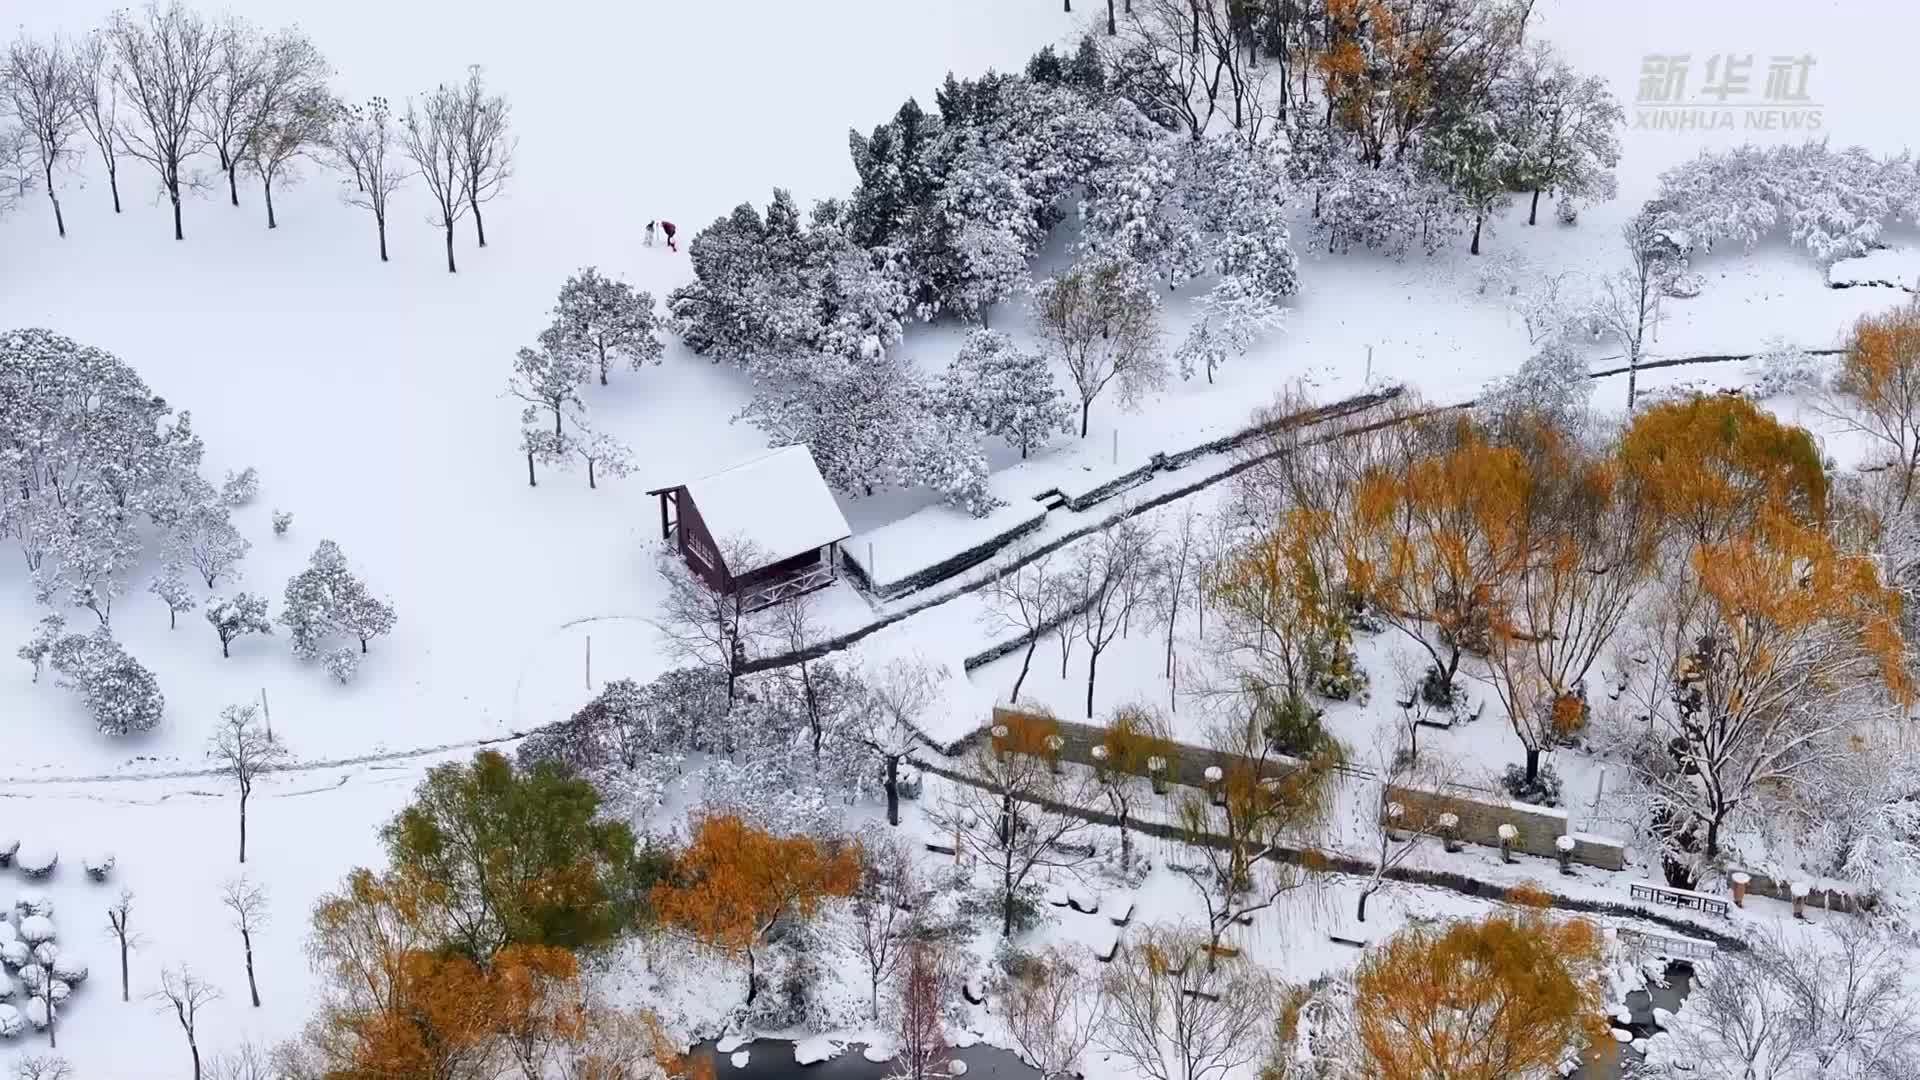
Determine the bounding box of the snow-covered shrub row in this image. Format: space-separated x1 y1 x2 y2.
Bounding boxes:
0 329 242 628
517 664 885 831
1647 141 1920 263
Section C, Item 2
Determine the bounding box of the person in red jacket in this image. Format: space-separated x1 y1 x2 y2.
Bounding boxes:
661 220 678 252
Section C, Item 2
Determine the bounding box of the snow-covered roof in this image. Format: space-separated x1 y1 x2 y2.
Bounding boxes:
682 445 851 574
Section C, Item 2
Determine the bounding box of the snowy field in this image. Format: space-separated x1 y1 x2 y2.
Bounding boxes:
6 0 1920 1074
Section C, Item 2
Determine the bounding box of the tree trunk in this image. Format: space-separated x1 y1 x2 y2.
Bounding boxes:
588 459 597 489
227 161 239 206
242 927 260 1006
377 216 389 262
885 755 901 826
171 190 184 241
1002 863 1017 937
170 608 177 630
1470 216 1483 255
107 163 121 213
1627 356 1639 409
470 192 487 247
444 222 457 272
238 789 249 864
1357 886 1372 922
1079 399 1091 438
1528 189 1542 225
44 159 64 237
1010 637 1038 702
1063 0 1070 10
1525 746 1541 783
264 177 277 229
118 931 129 1001
744 948 758 1005
1085 647 1100 719
1107 0 1116 33
189 1035 201 1080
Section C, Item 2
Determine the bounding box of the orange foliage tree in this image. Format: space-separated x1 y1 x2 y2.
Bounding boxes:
1354 909 1607 1080
1210 506 1353 719
294 867 590 1078
1821 300 1920 509
1484 425 1657 781
651 814 859 1006
1343 417 1532 703
1619 394 1828 548
1095 705 1178 872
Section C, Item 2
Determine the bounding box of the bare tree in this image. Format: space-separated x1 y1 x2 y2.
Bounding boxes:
1098 923 1278 1080
73 31 123 213
206 1042 275 1080
109 1 223 240
1594 213 1667 409
1073 516 1158 718
1034 257 1168 437
980 544 1069 704
0 122 34 217
3 34 83 237
1006 947 1108 1080
206 702 291 864
330 96 409 261
1093 704 1171 872
151 965 221 1080
862 655 938 826
105 888 139 1002
894 939 956 1080
772 586 828 758
842 832 919 1020
401 82 471 272
938 715 1099 936
1352 737 1457 923
1175 709 1335 964
193 14 264 207
1152 504 1204 710
451 65 512 248
652 540 767 705
11 1056 73 1080
219 877 269 1008
240 29 330 229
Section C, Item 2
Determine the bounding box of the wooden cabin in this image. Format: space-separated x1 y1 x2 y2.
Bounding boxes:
646 445 852 611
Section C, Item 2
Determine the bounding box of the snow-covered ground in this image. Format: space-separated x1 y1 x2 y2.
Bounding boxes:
6 0 1920 1073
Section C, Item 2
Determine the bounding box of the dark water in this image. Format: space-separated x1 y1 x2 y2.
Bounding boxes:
691 1039 1036 1080
1568 961 1696 1080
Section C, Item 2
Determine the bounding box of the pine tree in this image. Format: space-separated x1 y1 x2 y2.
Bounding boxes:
545 267 663 385
939 330 1074 458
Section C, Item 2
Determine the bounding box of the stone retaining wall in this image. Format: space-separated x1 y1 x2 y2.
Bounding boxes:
1387 783 1627 871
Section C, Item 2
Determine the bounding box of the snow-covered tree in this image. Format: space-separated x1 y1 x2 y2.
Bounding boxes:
1648 140 1920 263
569 422 634 490
939 330 1074 458
1033 257 1167 437
323 647 360 685
1176 278 1284 384
1594 214 1670 408
148 564 197 629
17 613 66 682
221 467 259 506
1475 338 1592 437
506 342 587 487
170 504 249 588
1420 107 1517 255
545 267 663 385
49 627 164 736
205 592 272 658
1501 42 1622 226
279 540 394 659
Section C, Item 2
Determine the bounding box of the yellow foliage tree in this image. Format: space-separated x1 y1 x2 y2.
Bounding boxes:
1619 393 1828 548
1354 910 1607 1080
1822 300 1920 509
651 814 859 1006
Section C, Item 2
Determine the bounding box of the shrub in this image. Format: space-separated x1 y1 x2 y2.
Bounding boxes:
1501 762 1564 807
222 466 260 506
324 647 362 684
271 509 293 536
